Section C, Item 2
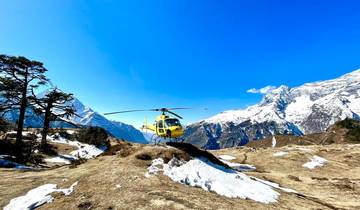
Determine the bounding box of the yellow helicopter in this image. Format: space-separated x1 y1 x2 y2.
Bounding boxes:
104 108 190 143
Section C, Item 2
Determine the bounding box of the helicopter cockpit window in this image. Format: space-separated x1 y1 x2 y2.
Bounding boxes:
165 119 181 127
158 121 163 128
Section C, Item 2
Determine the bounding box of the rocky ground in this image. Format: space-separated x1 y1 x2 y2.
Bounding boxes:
1 139 360 210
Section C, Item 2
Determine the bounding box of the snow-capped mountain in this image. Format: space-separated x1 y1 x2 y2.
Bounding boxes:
63 98 147 143
3 94 147 144
184 69 360 149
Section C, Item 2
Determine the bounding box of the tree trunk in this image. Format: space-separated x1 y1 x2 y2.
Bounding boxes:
16 71 28 146
41 103 52 147
16 96 26 146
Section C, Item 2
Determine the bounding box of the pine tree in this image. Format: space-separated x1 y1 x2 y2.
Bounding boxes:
30 88 76 147
0 55 48 145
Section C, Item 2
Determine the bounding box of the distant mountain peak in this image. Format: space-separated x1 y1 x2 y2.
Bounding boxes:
4 91 147 144
185 69 360 149
65 97 147 143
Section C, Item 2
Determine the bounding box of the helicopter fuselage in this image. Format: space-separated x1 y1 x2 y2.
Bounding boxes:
142 114 184 138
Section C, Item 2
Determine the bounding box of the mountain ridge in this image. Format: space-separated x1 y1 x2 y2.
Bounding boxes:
184 69 360 149
3 93 147 144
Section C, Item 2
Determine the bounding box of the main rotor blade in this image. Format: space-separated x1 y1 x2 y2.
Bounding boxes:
103 109 151 115
167 107 208 111
104 107 207 116
166 110 183 119
166 107 191 110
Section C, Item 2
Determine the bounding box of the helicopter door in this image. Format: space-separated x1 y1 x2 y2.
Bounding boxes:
157 121 164 134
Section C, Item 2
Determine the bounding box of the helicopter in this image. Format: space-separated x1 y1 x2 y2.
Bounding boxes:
104 108 190 144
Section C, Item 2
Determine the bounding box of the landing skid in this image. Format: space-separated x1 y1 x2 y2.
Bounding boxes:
150 135 185 145
150 134 162 145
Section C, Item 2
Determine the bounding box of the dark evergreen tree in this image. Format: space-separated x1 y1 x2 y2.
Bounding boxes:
0 55 48 145
30 88 76 147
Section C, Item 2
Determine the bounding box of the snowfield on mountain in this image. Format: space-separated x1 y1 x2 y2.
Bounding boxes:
185 69 360 149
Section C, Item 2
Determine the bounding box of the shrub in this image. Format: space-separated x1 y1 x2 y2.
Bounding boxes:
102 140 134 157
336 118 360 142
58 128 72 139
17 135 44 165
69 156 87 169
0 117 12 133
336 118 356 129
347 127 360 142
74 126 109 148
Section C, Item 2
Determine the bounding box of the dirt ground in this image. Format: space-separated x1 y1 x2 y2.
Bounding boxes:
1 142 360 210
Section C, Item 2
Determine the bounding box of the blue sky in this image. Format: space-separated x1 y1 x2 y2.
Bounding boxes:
1 0 360 127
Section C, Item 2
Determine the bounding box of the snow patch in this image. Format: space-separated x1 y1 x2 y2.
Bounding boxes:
147 158 297 203
273 151 288 157
145 158 165 177
163 158 279 203
44 157 71 164
218 155 236 160
57 181 78 196
0 134 107 168
69 142 106 159
302 155 328 169
220 159 256 172
272 136 277 148
44 135 106 163
4 182 78 210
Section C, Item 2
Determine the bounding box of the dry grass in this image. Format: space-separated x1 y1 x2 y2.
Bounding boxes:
135 146 191 163
214 144 360 209
102 139 137 157
1 143 360 209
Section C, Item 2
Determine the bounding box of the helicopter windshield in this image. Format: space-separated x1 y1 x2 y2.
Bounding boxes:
165 119 181 127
